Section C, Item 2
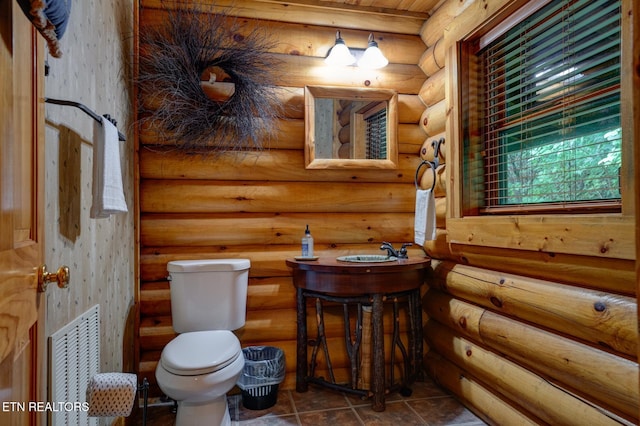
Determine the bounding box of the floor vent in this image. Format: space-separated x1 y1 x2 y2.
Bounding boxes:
48 304 100 425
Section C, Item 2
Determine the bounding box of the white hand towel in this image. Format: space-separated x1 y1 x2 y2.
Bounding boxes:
91 117 128 219
414 188 436 246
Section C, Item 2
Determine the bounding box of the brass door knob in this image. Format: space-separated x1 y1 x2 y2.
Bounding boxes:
38 264 70 293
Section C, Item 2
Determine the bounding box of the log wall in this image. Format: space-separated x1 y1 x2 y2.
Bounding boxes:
136 0 429 394
136 1 639 424
418 0 639 424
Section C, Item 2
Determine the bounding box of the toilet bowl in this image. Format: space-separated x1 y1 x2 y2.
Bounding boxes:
156 330 244 426
154 259 251 426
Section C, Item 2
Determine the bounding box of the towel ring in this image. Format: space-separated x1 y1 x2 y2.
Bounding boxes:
415 137 444 191
415 159 437 191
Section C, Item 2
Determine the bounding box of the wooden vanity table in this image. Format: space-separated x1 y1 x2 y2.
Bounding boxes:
286 256 430 411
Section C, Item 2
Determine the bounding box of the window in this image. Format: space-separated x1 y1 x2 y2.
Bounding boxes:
365 106 387 159
462 0 621 214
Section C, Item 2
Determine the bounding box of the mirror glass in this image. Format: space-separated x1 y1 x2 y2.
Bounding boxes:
304 86 398 169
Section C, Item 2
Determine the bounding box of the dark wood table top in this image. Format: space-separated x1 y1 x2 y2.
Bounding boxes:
286 256 431 294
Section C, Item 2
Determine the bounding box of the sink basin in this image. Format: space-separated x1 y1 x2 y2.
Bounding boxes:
336 255 396 263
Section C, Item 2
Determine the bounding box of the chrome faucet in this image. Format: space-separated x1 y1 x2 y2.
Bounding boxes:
380 242 412 259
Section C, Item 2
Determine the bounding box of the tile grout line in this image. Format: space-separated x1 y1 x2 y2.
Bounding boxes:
342 392 367 426
403 399 430 425
286 390 304 426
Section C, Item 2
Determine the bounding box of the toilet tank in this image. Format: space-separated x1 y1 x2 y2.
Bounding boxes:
167 259 250 333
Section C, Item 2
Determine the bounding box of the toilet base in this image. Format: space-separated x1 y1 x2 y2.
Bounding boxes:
175 396 230 426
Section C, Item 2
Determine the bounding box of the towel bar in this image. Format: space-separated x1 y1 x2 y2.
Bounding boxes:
44 97 126 141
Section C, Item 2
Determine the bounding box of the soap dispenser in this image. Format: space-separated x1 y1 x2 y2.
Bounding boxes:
302 225 314 258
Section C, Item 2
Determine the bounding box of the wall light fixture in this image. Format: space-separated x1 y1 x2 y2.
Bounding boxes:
325 31 389 69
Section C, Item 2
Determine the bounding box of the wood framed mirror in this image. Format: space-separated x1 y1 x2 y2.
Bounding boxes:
304 86 398 169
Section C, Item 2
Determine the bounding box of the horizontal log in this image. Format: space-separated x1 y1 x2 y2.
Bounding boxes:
419 132 446 162
139 310 298 350
447 216 636 260
243 309 297 342
398 95 427 123
139 148 421 183
419 0 475 47
140 89 424 125
434 198 447 228
141 246 297 280
139 244 427 281
138 118 304 149
419 99 447 137
447 244 636 295
140 299 412 347
430 262 637 356
141 0 428 35
417 164 446 196
245 278 297 311
138 316 176 350
420 228 451 258
418 67 446 107
275 87 304 119
337 124 350 144
139 120 426 151
425 293 639 420
425 320 626 426
139 58 424 113
481 310 639 421
337 105 352 127
140 283 171 316
141 121 422 154
140 181 416 213
443 0 514 46
274 55 425 94
425 352 537 425
398 124 426 155
418 37 445 77
140 212 416 247
140 277 298 316
139 9 427 64
423 288 484 340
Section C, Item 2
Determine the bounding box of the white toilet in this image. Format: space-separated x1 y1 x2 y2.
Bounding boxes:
155 259 250 426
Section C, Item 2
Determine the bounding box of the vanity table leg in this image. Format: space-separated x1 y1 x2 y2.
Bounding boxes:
371 293 385 412
296 288 309 392
408 289 424 381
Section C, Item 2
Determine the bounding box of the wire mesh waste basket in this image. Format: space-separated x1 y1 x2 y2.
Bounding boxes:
237 346 286 410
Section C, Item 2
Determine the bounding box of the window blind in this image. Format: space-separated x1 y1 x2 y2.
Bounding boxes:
365 108 387 159
478 0 621 212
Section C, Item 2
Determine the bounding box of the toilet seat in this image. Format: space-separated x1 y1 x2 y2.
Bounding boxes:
160 330 241 376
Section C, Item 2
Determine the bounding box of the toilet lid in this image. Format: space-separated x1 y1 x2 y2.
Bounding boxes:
160 330 241 376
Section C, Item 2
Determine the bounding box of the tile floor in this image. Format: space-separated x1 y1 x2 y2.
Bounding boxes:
133 379 487 425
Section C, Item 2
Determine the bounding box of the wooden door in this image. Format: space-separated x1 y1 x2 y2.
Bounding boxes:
0 1 45 424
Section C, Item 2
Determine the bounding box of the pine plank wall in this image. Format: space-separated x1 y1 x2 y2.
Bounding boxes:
135 0 639 424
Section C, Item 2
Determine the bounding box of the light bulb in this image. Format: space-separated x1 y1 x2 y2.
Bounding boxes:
325 31 355 66
357 34 389 69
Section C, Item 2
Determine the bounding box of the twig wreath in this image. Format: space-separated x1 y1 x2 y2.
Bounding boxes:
137 4 282 152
